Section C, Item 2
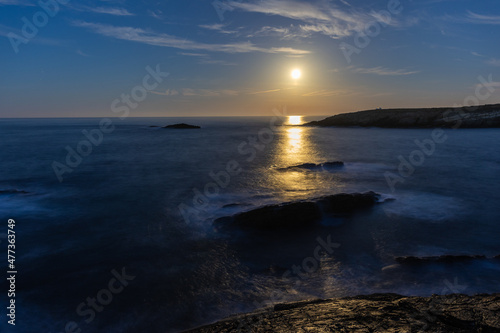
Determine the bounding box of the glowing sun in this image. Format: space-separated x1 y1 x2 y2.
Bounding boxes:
291 69 302 79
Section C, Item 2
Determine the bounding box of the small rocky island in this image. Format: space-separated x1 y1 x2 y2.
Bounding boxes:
306 103 500 128
163 123 201 129
186 293 500 332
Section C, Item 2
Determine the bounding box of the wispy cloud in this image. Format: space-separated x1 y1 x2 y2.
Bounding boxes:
0 0 35 6
248 88 281 95
248 25 310 39
351 66 419 76
151 89 239 97
227 0 402 39
475 81 500 89
199 23 239 34
73 21 310 55
178 52 236 65
198 59 237 66
487 58 500 67
76 49 91 57
466 11 500 25
302 89 356 97
179 52 208 57
88 7 134 16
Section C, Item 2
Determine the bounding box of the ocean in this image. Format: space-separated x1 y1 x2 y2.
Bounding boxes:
1 116 499 332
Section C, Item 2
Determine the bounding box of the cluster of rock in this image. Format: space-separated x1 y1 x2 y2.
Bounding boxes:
214 191 381 231
305 104 500 128
186 293 500 332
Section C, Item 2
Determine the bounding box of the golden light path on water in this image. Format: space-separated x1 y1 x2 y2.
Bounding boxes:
263 115 344 201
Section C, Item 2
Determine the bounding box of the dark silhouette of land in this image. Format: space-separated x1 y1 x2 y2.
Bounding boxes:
306 104 500 128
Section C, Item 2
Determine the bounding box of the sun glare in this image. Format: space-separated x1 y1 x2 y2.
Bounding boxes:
291 69 302 79
288 116 303 125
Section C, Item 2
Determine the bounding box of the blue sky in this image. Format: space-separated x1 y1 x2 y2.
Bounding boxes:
1 0 499 117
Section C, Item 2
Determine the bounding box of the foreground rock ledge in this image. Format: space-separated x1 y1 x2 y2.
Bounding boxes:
186 293 500 332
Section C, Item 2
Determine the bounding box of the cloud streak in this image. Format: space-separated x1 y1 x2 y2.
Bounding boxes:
199 23 238 34
228 0 401 39
73 21 310 55
88 7 134 16
351 66 419 76
466 11 500 25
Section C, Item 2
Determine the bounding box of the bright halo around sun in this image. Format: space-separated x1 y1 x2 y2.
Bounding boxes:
291 69 302 79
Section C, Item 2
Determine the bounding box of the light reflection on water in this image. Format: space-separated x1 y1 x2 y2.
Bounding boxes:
264 120 344 201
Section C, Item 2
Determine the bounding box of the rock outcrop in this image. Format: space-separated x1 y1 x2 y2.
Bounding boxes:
277 161 344 171
163 123 201 129
0 189 29 195
186 293 500 332
305 104 500 128
395 254 496 265
214 192 381 231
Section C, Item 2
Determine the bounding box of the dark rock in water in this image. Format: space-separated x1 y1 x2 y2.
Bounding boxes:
186 293 500 332
149 125 159 127
278 161 344 171
396 255 487 265
214 192 380 231
163 123 201 129
0 189 29 195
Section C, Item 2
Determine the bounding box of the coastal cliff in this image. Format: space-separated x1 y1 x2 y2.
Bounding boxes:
305 104 500 128
186 293 500 332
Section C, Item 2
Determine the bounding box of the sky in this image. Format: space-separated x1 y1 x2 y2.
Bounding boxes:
0 0 499 117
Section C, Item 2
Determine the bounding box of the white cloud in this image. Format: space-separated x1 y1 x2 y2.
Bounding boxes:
73 21 310 55
476 81 500 89
228 0 402 39
0 0 35 6
151 89 239 97
248 89 281 95
88 7 134 16
487 58 500 67
466 11 500 25
302 89 356 97
351 66 419 76
199 23 238 34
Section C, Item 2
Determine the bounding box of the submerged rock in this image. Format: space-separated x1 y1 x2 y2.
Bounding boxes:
186 293 500 332
0 189 29 195
277 161 344 171
214 192 381 231
396 255 489 265
163 123 201 129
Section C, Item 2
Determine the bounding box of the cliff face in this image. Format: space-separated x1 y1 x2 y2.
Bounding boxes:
186 293 500 332
306 104 500 128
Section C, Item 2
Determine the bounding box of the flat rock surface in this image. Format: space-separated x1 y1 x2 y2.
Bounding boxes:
186 293 500 332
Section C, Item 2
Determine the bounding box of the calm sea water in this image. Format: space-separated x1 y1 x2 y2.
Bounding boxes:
1 117 499 332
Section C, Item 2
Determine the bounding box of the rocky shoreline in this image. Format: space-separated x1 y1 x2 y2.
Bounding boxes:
305 103 500 128
186 293 500 332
